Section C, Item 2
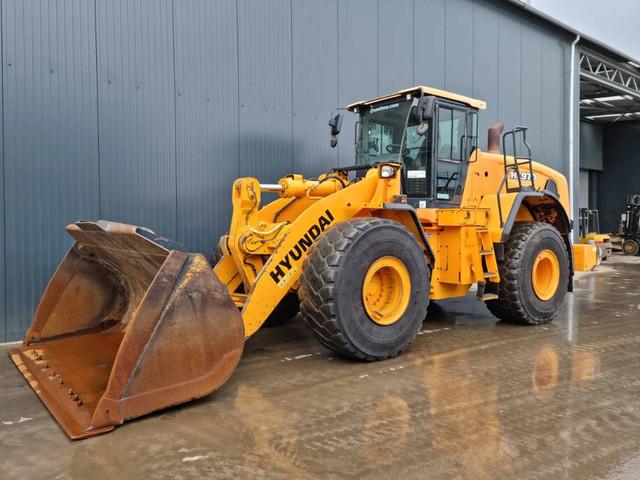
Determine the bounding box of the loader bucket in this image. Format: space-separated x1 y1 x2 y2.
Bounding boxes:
9 221 244 439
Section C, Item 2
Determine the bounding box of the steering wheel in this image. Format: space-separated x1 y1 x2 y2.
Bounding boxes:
385 144 402 154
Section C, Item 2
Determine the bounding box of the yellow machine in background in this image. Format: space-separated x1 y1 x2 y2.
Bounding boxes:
573 243 598 271
578 208 612 263
11 86 575 439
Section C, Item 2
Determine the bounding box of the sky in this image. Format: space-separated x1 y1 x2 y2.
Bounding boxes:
529 0 640 61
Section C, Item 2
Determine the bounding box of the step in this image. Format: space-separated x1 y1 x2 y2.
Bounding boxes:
480 249 493 255
481 293 499 302
483 271 498 278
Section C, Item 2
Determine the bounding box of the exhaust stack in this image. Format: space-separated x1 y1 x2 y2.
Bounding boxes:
487 122 505 153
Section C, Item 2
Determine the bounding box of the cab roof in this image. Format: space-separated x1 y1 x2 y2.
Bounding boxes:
346 86 487 112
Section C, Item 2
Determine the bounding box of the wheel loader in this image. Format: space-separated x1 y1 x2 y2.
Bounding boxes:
10 86 573 439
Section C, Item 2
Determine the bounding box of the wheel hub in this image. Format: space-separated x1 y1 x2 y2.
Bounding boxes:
623 240 639 255
531 249 560 301
362 256 411 326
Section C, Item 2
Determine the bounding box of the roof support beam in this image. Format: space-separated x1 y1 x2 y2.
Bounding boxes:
580 49 640 100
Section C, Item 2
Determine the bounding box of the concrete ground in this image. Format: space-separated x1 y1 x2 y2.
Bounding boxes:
1 255 640 480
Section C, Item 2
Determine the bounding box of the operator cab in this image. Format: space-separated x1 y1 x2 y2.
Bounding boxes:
347 86 485 209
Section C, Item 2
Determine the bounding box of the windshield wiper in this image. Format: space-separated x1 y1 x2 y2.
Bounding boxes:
330 164 376 173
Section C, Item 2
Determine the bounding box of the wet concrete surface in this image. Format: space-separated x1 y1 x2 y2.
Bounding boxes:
1 254 640 479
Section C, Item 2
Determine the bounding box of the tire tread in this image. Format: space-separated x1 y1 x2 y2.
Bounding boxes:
487 222 567 325
299 218 424 361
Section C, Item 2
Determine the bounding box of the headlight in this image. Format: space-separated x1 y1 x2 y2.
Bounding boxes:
380 165 397 178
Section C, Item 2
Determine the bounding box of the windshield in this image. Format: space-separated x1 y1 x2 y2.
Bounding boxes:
356 99 431 197
356 100 413 165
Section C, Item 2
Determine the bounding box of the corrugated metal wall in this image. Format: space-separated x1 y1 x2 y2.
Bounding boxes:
0 0 572 341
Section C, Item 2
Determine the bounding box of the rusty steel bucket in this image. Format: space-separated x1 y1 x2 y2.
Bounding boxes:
9 221 244 439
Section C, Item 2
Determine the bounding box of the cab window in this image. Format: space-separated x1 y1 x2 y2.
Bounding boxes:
436 106 467 202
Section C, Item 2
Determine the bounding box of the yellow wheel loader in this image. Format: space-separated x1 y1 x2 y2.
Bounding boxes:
10 86 573 439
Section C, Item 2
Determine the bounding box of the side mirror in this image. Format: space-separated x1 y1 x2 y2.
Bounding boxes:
416 95 436 136
417 122 429 136
417 95 436 121
329 113 343 148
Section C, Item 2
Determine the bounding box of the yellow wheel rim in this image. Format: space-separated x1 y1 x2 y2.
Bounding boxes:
532 345 559 396
362 256 411 326
531 249 560 301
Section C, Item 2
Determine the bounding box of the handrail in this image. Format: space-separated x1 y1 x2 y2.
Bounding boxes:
501 126 534 193
496 174 507 227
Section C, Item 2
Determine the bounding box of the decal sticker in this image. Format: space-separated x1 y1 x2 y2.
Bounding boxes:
269 209 335 286
509 170 537 181
370 102 400 113
276 267 297 288
407 170 427 179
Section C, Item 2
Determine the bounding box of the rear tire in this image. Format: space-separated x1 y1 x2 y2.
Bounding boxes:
209 245 223 267
298 218 430 361
622 238 640 256
264 293 300 327
209 234 228 267
487 222 568 325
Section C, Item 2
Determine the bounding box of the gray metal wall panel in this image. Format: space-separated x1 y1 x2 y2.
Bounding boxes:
237 0 292 182
292 0 338 177
520 24 543 157
337 0 378 166
588 170 598 210
378 0 413 94
444 0 473 96
540 34 566 173
497 8 522 130
174 0 238 254
2 0 100 340
580 121 603 171
473 0 500 139
599 122 640 232
96 0 177 238
413 0 445 88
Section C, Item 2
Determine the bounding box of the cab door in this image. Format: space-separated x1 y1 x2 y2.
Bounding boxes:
432 101 477 207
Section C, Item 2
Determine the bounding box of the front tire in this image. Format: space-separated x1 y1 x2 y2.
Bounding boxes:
487 222 569 325
299 218 430 361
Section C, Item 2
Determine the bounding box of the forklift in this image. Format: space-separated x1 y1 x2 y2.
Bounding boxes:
578 208 612 261
621 194 640 256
